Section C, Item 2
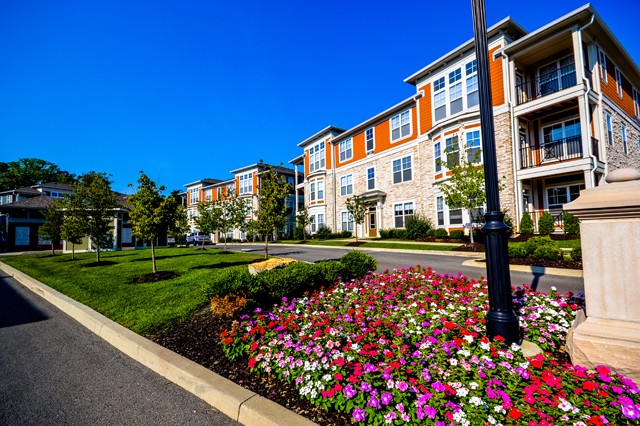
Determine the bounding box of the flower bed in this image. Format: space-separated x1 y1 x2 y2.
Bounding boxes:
222 266 640 424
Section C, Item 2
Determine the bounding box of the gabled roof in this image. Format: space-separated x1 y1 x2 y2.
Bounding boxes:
0 186 41 196
33 182 74 191
230 163 295 175
0 195 55 209
403 16 527 86
183 178 223 188
296 126 346 148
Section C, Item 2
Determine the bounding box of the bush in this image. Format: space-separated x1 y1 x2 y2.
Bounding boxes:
434 228 449 239
503 211 514 237
508 244 527 258
570 247 582 262
449 230 464 239
472 227 484 243
426 228 436 237
340 230 353 238
563 212 581 236
340 250 377 281
538 211 555 235
314 226 332 240
522 236 556 257
379 229 391 239
405 213 433 240
201 266 252 299
532 244 562 260
519 213 534 235
392 228 408 240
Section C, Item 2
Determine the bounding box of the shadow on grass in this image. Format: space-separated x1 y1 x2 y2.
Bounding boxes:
191 260 256 270
82 261 118 267
130 253 202 262
129 271 180 284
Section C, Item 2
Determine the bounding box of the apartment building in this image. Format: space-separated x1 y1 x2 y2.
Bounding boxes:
291 4 640 238
184 163 299 241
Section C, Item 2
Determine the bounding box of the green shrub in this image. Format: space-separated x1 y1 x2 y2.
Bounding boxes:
392 228 408 240
472 227 484 243
570 247 582 262
249 262 329 303
340 230 353 238
426 228 436 237
201 266 252 299
449 230 464 239
532 245 562 260
340 250 377 281
508 244 527 258
503 211 514 237
379 229 391 239
315 226 332 240
405 213 433 240
314 260 345 285
538 211 555 235
523 236 556 257
563 212 581 236
519 213 534 235
434 228 449 239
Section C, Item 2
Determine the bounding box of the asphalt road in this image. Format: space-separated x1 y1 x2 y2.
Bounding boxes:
0 271 239 426
224 243 585 295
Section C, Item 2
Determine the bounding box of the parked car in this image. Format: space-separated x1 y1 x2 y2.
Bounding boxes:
186 232 212 246
167 236 176 246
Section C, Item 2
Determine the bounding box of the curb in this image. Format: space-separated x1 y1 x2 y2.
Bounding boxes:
0 261 317 426
461 258 583 278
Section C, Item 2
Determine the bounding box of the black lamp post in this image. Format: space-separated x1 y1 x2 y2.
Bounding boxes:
471 0 520 345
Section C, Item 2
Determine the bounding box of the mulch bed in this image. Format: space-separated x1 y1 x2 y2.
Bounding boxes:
454 242 582 270
151 307 351 425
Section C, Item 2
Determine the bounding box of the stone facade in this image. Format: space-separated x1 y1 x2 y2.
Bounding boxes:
494 111 517 222
602 103 640 172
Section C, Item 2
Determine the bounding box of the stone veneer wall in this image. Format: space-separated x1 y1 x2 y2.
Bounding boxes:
494 111 517 226
602 104 640 172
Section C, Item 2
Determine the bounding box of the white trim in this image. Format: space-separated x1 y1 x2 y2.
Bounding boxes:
339 173 354 197
365 127 375 154
390 109 413 142
339 138 353 163
366 165 376 191
390 154 413 185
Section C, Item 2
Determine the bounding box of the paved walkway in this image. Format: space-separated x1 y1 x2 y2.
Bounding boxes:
0 271 240 426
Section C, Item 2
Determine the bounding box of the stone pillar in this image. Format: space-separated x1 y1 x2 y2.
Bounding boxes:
564 168 640 381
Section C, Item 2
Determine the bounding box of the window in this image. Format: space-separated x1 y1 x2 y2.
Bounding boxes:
449 68 463 115
547 184 584 211
365 128 375 152
341 212 354 232
434 77 447 121
615 68 623 98
434 141 442 173
634 89 640 117
310 182 316 201
310 215 316 233
239 173 253 195
445 136 460 167
340 174 353 196
205 189 212 202
339 138 353 162
465 60 478 108
391 110 411 141
449 209 463 225
392 156 412 184
599 49 608 83
189 187 198 205
367 167 375 190
217 187 222 199
606 114 613 146
317 181 324 200
317 214 325 230
466 130 481 163
309 142 326 172
436 196 444 226
622 125 628 154
542 118 581 158
537 56 575 96
394 202 414 228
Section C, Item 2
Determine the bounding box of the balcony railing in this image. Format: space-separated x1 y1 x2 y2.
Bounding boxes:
520 135 583 169
515 65 577 105
524 209 566 232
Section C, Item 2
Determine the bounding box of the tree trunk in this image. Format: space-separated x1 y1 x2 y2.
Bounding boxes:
51 242 55 256
468 209 475 244
151 239 157 273
72 243 75 260
264 235 269 259
96 241 101 263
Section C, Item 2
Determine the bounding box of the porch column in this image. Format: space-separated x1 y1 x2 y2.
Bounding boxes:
577 94 591 161
571 29 585 83
515 180 524 231
565 168 640 382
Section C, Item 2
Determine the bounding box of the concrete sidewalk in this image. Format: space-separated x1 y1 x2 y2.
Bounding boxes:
0 261 316 426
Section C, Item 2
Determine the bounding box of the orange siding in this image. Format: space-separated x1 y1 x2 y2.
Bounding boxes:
325 137 333 170
419 84 432 135
304 150 310 176
489 45 505 106
252 173 258 195
375 119 392 152
601 57 636 118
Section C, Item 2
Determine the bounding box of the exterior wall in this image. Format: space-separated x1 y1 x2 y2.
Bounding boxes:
418 84 432 135
494 111 517 218
489 45 505 106
600 55 637 119
602 102 640 171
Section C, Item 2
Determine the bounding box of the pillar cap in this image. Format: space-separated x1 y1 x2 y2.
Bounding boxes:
565 168 640 219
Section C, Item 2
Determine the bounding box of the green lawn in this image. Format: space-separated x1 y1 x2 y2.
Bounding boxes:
275 239 458 251
1 248 262 335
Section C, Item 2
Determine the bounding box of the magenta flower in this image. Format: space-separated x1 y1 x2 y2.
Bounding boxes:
381 392 393 405
343 384 357 399
352 407 366 422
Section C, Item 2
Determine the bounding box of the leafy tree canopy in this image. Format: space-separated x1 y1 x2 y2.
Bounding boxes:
0 158 76 191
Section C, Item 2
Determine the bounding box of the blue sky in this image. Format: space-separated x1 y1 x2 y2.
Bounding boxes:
1 0 638 194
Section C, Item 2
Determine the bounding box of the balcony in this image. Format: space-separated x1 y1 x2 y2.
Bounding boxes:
515 64 577 105
520 135 582 169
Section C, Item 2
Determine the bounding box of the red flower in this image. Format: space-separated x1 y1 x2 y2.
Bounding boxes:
582 380 598 391
508 408 523 420
334 373 343 381
250 342 259 352
248 358 257 368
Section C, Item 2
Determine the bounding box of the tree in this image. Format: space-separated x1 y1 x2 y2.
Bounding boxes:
128 172 173 273
345 195 368 243
195 202 220 250
296 206 311 241
435 156 486 244
39 199 65 255
0 158 76 191
166 190 189 245
60 201 87 260
213 189 246 250
254 166 293 259
67 172 118 263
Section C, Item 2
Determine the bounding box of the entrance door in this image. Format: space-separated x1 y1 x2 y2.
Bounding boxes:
368 210 377 238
